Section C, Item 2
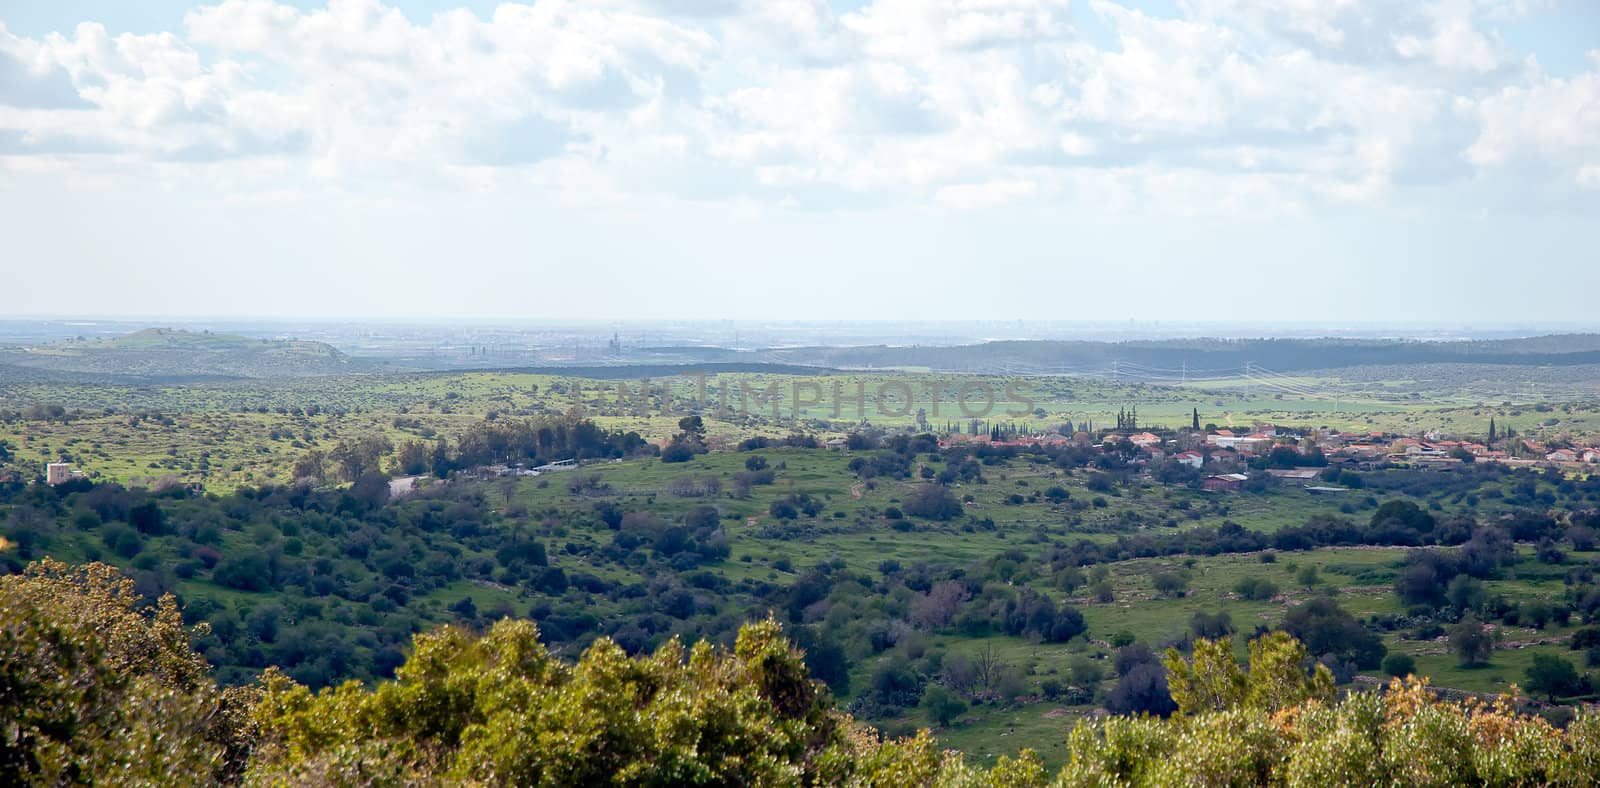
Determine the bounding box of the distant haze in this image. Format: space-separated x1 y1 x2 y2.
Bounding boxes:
5 318 1600 353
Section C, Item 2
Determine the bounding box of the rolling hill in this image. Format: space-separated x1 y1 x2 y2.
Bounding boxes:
0 328 372 381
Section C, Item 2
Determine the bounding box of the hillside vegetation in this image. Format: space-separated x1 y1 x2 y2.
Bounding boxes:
6 558 1600 786
759 336 1600 375
0 329 366 381
10 426 1600 766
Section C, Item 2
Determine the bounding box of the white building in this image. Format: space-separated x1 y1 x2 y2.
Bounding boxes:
46 463 75 485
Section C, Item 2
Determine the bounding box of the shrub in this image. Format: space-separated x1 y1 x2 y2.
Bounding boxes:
1382 654 1416 678
1234 577 1279 601
0 560 254 784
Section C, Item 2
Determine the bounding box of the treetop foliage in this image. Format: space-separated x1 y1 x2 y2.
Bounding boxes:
0 559 256 785
10 558 1600 786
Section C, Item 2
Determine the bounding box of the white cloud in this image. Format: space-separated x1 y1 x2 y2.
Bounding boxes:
934 177 1036 208
1467 56 1600 185
1392 1 1507 73
0 0 1592 213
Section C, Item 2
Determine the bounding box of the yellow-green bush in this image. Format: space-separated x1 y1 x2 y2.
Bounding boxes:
1061 636 1600 787
9 560 1600 787
0 559 254 786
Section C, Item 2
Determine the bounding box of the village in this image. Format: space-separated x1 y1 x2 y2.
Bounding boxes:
934 412 1600 493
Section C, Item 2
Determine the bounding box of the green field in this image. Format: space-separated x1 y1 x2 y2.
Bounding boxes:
6 366 1600 769
7 368 1598 490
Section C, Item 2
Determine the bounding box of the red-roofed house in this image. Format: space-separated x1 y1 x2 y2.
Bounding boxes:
1202 473 1248 492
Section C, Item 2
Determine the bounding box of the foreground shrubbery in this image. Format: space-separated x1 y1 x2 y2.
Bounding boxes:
0 560 257 785
7 560 1600 786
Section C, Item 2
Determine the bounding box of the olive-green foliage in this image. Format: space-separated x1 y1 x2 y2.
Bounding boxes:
1064 632 1600 787
246 614 1032 787
1163 632 1335 717
11 558 1600 787
0 559 255 786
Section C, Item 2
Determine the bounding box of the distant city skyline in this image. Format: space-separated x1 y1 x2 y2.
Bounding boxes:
3 0 1598 321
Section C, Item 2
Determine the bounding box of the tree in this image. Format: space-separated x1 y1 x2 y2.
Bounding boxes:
1524 653 1582 702
329 435 393 483
351 470 391 508
1369 499 1435 541
396 440 429 475
0 560 254 784
902 483 962 521
1163 633 1333 717
291 449 327 484
1234 577 1278 601
661 416 708 463
910 582 967 630
1189 611 1234 640
971 643 1006 694
1267 446 1303 469
17 557 1600 786
249 615 867 785
1395 563 1447 607
429 439 454 477
942 654 977 698
1105 662 1176 717
1446 575 1486 615
1152 571 1190 598
1450 615 1494 667
661 442 697 463
1281 596 1385 670
1383 654 1416 678
1049 607 1088 643
920 685 967 727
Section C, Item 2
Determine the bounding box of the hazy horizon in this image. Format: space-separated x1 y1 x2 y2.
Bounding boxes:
5 316 1600 350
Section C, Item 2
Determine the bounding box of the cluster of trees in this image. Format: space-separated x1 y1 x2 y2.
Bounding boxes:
17 429 1600 754
1382 505 1600 672
0 473 758 688
660 416 709 463
1028 497 1580 571
7 448 1568 716
13 560 1600 786
293 415 653 484
0 561 1004 785
5 461 1105 707
1066 634 1600 785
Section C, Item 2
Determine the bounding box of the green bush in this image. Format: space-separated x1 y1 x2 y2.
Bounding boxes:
1383 653 1417 678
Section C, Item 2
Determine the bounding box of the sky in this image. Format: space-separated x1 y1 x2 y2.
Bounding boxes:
1 0 1597 323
